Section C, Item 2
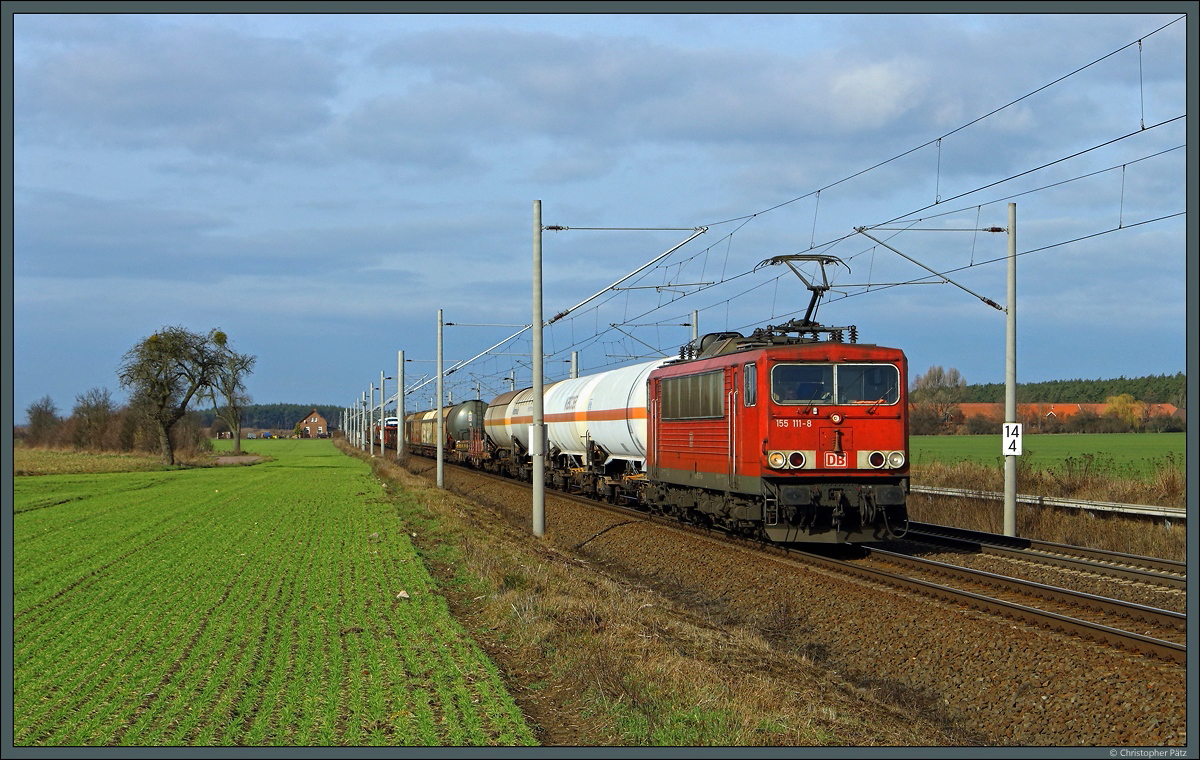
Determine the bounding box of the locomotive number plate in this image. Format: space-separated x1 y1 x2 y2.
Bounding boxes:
774 418 813 428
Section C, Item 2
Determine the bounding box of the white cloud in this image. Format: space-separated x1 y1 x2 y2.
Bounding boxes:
827 59 927 129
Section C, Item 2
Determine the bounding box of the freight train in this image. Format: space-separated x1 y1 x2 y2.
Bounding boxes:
390 315 910 544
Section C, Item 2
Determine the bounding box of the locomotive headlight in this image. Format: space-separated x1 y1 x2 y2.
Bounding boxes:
768 451 787 469
829 413 843 424
888 451 906 468
868 451 886 468
788 451 806 468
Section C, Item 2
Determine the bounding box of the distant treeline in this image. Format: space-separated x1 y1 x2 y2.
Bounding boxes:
962 372 1186 407
195 403 344 431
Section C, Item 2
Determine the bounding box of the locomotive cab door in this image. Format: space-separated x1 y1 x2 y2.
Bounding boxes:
729 361 761 494
727 369 737 490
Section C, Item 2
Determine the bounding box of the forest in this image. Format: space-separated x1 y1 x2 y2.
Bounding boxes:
195 403 344 431
961 372 1186 406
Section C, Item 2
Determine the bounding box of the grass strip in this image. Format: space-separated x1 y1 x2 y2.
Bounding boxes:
12 439 537 747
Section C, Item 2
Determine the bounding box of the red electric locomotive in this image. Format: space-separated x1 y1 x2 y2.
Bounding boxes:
644 319 908 542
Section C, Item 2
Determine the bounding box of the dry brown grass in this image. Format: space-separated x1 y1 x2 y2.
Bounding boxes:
908 458 1186 561
12 442 220 475
12 445 166 475
911 456 1186 508
907 491 1186 562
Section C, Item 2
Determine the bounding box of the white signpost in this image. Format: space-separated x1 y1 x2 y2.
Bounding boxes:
1003 423 1023 457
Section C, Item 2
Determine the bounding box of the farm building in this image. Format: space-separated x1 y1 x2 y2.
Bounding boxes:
297 408 329 438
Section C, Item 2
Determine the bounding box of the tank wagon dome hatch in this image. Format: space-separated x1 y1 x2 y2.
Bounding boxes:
675 254 868 363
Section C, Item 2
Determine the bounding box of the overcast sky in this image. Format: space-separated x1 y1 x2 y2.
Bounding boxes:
8 7 1193 423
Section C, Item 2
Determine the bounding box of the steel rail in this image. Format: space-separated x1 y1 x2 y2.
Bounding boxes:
857 545 1186 632
906 522 1186 589
909 484 1186 520
575 483 1189 664
908 521 1187 572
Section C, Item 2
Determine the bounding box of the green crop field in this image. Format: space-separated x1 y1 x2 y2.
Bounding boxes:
12 439 535 747
909 432 1185 479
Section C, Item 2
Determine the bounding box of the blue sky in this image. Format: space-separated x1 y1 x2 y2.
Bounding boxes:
8 8 1193 422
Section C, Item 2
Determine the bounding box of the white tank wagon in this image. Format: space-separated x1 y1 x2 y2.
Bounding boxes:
502 386 537 452
483 389 521 450
483 382 565 453
484 386 534 453
544 358 671 465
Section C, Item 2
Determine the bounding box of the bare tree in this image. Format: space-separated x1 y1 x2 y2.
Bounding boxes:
204 332 256 455
71 387 117 450
910 365 967 434
24 395 61 446
118 326 225 465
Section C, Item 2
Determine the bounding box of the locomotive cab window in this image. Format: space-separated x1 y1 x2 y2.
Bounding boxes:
836 364 901 405
743 363 756 406
771 364 833 404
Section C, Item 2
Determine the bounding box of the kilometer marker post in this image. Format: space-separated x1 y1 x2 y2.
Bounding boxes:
1003 202 1017 537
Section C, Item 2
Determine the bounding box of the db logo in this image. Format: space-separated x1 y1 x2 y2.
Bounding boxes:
824 452 847 468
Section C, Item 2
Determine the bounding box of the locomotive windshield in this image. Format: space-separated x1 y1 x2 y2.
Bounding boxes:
835 364 901 404
771 364 833 404
771 363 900 405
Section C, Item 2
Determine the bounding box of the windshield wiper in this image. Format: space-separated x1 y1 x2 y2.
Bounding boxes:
867 385 896 414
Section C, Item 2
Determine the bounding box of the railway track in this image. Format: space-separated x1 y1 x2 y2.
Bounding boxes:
901 521 1186 589
848 545 1186 648
416 458 1188 666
